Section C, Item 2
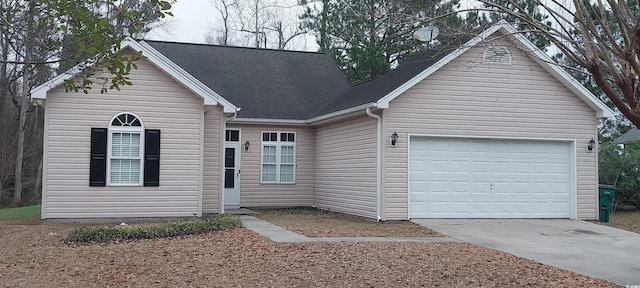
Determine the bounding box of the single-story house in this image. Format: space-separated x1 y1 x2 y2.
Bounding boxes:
32 21 614 220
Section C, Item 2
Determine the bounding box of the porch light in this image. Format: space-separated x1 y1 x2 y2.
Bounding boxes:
587 138 596 152
390 132 399 147
244 140 250 151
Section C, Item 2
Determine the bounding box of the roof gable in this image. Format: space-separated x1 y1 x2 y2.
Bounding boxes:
31 38 238 113
313 21 614 120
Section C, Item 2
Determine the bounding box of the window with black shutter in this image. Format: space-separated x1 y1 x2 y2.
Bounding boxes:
144 129 161 186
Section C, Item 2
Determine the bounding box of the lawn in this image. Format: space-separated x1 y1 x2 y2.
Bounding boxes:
602 209 640 234
0 205 41 224
254 207 442 237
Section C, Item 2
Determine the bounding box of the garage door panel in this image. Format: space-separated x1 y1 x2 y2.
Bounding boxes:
409 137 572 218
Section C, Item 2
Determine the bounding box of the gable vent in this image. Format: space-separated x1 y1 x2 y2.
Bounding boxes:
482 46 512 65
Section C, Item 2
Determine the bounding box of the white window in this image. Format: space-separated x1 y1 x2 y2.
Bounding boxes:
108 112 144 186
261 131 296 184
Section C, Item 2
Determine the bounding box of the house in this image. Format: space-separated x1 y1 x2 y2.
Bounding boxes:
32 21 614 220
614 128 640 144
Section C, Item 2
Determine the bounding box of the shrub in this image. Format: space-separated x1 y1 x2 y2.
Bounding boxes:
66 213 241 243
599 142 640 209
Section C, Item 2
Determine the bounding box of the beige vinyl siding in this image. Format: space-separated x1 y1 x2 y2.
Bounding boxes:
314 115 378 218
382 37 597 220
202 106 224 213
42 49 204 218
226 124 314 206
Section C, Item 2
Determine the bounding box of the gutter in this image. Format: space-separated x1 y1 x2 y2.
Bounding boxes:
220 111 238 214
366 107 382 222
307 103 377 124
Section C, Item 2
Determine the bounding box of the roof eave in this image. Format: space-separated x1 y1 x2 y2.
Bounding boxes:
231 118 308 125
307 103 378 124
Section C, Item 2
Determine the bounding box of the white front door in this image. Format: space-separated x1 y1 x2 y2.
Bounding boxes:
224 130 241 209
408 137 573 219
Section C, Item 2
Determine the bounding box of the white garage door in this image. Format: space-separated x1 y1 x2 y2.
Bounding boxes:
409 137 572 218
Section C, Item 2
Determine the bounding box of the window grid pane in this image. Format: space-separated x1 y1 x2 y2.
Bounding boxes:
262 164 276 182
281 146 294 164
262 146 276 163
110 159 140 185
280 164 294 183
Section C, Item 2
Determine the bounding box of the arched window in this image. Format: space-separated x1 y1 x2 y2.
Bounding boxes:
108 112 144 185
482 46 512 65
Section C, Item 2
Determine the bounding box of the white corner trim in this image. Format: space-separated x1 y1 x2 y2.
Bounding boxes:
307 103 377 124
30 37 240 114
375 20 614 119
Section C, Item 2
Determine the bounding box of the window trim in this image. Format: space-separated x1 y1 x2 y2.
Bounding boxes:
107 112 145 186
260 131 296 184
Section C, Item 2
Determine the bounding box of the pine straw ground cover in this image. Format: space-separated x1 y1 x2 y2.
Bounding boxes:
254 208 442 237
598 209 640 234
0 223 618 287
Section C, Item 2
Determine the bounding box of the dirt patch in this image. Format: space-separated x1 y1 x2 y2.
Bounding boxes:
255 208 442 237
0 223 618 287
598 209 640 234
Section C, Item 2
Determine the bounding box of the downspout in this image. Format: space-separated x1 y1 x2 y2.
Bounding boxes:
220 111 238 214
366 107 382 222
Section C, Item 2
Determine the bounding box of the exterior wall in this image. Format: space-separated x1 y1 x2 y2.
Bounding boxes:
202 106 224 213
226 123 314 207
42 50 205 218
382 37 598 220
314 115 378 218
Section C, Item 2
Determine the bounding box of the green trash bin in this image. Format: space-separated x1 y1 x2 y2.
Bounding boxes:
598 184 616 222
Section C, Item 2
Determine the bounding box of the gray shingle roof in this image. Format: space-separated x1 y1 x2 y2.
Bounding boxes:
614 128 640 143
145 40 350 120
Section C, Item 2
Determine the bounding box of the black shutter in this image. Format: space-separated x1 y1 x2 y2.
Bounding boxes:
89 128 108 187
144 129 161 186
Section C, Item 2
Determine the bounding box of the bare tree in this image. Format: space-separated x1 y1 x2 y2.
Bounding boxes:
478 0 640 127
206 0 307 50
206 0 238 45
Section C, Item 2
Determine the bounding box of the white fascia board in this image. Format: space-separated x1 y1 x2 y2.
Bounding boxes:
376 24 504 109
497 25 615 119
306 103 377 124
30 38 240 114
231 118 308 125
31 64 82 99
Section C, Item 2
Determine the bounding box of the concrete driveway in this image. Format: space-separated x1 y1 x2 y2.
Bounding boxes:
412 219 640 286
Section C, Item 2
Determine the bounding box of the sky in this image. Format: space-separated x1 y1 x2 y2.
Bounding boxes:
146 1 319 51
146 1 221 44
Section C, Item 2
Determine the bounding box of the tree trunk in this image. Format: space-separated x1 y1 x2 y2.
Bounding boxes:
12 0 35 207
12 79 29 207
34 157 43 203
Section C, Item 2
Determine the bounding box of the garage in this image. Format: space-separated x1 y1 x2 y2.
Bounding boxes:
408 137 573 219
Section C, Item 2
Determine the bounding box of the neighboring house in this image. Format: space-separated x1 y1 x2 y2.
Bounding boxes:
32 21 614 220
614 128 640 144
